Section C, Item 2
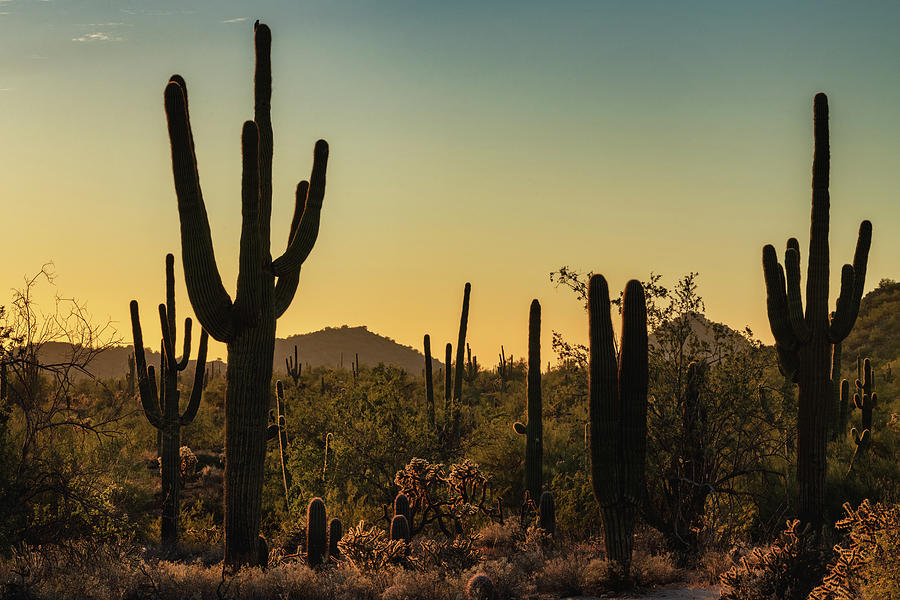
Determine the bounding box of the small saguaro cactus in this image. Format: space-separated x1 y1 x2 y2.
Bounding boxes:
285 344 301 384
163 21 329 568
761 93 871 529
538 490 555 535
466 573 497 600
274 380 291 508
424 334 435 426
588 275 648 576
307 497 328 567
829 336 843 440
327 517 342 561
839 379 851 435
390 514 410 542
126 352 136 396
852 358 877 450
131 253 210 546
393 492 412 539
514 299 543 502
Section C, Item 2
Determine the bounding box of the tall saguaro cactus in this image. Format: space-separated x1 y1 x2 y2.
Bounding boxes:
163 22 329 568
588 275 647 575
761 93 871 529
131 253 209 546
424 334 435 426
514 300 542 501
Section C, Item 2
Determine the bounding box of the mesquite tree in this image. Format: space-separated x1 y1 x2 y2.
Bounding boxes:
762 93 871 529
130 253 209 546
163 22 329 568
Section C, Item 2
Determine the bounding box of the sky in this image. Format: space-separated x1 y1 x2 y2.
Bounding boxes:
1 0 898 364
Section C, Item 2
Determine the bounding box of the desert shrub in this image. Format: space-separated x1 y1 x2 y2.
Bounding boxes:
809 499 900 600
719 519 828 600
414 534 482 572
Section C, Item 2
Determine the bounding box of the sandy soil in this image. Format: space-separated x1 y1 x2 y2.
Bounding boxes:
565 585 720 599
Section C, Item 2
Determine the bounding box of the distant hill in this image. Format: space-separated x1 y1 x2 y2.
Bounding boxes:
842 279 900 372
275 325 442 376
33 325 441 380
648 312 753 357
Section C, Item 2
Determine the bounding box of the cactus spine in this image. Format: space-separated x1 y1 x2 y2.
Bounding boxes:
761 94 871 528
588 276 647 575
163 22 329 568
306 497 328 567
514 299 543 501
130 253 209 546
424 334 434 426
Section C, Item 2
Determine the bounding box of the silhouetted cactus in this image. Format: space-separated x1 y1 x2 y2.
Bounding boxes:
424 334 435 426
829 336 842 440
839 379 851 435
588 275 647 575
393 492 412 541
130 253 209 546
761 94 871 528
390 514 410 542
466 573 497 600
307 497 328 567
444 342 452 417
163 21 329 568
126 352 136 396
275 380 291 508
328 517 342 561
285 344 301 384
852 358 876 450
453 283 471 410
538 490 555 535
514 299 543 501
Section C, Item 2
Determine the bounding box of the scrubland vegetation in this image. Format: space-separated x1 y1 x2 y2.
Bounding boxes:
2 19 899 600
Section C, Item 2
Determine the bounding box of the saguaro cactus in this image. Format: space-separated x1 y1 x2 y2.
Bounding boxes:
453 283 471 408
444 343 452 416
424 335 434 426
275 380 291 508
761 93 871 528
538 490 555 535
588 275 647 575
163 22 329 568
307 497 328 567
328 517 342 560
514 299 543 502
285 345 301 384
852 358 877 450
131 253 209 546
829 337 843 440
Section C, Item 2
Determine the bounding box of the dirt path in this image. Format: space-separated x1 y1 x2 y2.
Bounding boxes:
565 585 720 599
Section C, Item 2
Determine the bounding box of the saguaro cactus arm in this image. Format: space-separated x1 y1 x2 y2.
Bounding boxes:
270 143 329 276
273 182 308 318
164 80 237 343
131 301 164 430
158 304 192 373
180 329 209 426
588 275 619 507
829 221 872 341
232 120 263 329
619 279 648 503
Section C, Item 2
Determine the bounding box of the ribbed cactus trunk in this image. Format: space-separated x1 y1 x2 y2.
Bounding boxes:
762 94 871 529
588 276 647 576
453 283 471 408
514 300 542 501
424 334 435 426
131 253 209 547
163 22 329 569
444 343 452 417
